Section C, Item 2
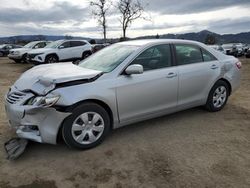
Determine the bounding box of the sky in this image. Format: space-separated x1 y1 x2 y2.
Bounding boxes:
0 0 250 38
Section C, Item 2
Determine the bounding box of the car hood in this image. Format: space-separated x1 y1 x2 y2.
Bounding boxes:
28 48 54 54
10 48 30 53
14 63 102 95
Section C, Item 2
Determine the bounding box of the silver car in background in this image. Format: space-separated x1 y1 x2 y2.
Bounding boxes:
208 44 226 54
4 39 241 149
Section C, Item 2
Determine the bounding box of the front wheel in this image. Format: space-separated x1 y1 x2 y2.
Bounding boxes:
62 103 111 149
21 53 27 63
205 80 229 112
45 55 58 64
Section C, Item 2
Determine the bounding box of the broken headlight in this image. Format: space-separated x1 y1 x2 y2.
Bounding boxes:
26 95 60 107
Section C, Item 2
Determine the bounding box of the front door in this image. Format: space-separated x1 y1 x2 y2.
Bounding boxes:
57 41 72 60
116 44 178 123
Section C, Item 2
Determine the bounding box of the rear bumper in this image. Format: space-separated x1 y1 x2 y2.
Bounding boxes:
5 95 70 144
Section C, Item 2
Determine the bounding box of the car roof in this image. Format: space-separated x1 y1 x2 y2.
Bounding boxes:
119 39 203 46
58 39 88 42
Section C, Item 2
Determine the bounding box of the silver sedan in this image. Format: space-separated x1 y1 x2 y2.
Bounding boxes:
5 39 241 149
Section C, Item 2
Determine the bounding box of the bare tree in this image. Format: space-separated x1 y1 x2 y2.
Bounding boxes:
90 0 109 43
117 0 146 39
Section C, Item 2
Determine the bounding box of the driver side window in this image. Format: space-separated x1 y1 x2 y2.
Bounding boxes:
59 42 71 49
131 44 172 71
34 42 46 49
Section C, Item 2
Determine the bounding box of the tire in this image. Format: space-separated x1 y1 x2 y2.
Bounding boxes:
62 102 111 149
21 53 27 63
0 52 4 57
45 54 58 64
82 51 92 60
72 59 81 65
14 59 21 63
205 80 229 112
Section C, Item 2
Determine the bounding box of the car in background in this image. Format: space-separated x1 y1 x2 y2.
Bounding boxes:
8 41 50 63
92 44 106 53
26 40 92 64
92 43 110 53
235 43 244 57
208 45 226 54
4 39 241 149
222 44 238 57
243 44 249 53
246 48 250 58
0 44 22 57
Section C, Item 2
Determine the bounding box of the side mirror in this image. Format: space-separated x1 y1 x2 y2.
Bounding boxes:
58 45 64 49
34 45 39 49
125 64 143 75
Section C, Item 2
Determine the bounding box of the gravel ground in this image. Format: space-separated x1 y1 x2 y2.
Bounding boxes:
0 57 249 188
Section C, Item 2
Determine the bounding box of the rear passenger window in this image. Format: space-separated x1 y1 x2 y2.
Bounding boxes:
71 41 86 47
175 44 203 65
131 44 172 71
202 49 217 62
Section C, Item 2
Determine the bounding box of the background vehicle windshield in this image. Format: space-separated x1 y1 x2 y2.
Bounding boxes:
45 40 63 48
23 41 38 48
222 44 233 48
79 44 139 73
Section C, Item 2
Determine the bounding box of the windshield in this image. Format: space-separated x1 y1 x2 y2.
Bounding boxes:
45 40 63 48
79 44 139 73
23 41 38 48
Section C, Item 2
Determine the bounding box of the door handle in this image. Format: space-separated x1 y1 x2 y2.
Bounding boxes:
211 64 219 69
166 72 177 78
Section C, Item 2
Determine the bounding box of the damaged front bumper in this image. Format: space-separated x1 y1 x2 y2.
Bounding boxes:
5 89 70 145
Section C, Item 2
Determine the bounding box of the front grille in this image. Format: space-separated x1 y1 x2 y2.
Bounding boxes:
28 53 40 59
6 91 26 104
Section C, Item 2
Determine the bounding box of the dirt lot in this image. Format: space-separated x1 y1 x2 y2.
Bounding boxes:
0 57 249 188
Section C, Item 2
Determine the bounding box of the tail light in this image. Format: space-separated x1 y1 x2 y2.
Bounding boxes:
235 61 242 69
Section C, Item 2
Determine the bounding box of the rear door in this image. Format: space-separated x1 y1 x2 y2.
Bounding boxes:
174 43 220 108
116 44 178 123
70 41 86 58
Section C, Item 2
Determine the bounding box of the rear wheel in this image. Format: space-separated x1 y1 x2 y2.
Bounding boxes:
62 103 111 149
205 80 229 112
14 59 21 63
45 55 58 64
82 51 92 60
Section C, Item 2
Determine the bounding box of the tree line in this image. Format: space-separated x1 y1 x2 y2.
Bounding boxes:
90 0 146 43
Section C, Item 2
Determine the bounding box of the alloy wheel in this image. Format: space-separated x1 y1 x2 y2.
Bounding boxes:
48 56 57 63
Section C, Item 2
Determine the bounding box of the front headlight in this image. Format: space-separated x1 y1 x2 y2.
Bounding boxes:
26 95 60 107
